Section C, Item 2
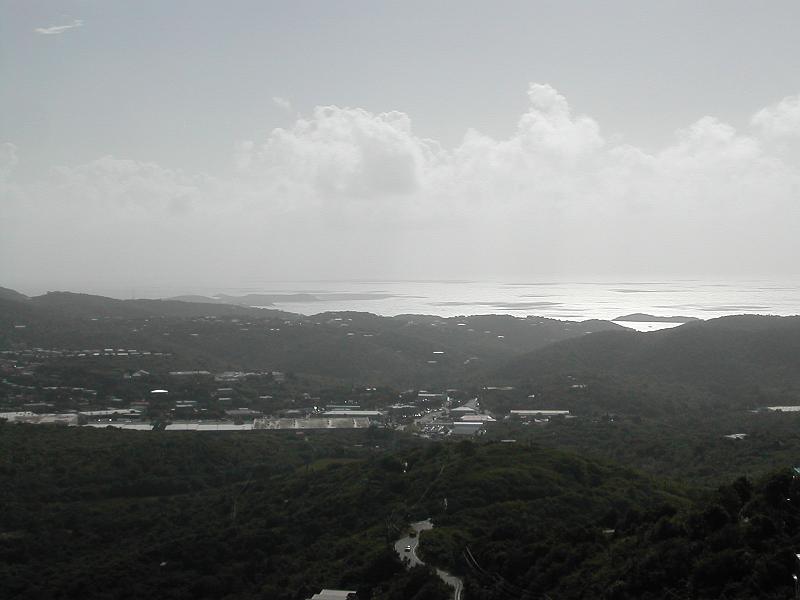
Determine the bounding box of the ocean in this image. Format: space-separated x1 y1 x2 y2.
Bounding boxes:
205 279 800 332
46 279 800 333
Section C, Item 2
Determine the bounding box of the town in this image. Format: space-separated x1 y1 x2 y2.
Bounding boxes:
0 345 572 436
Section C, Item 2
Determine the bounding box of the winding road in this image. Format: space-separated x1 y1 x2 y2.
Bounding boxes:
393 519 463 600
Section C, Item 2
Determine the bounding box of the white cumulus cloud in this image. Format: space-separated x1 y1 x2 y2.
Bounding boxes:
34 19 83 35
3 84 800 285
272 96 293 112
751 93 800 137
239 106 440 208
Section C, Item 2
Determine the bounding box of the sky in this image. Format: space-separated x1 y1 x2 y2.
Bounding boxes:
1 1 800 294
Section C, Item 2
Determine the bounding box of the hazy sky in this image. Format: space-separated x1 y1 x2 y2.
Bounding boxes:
2 1 800 293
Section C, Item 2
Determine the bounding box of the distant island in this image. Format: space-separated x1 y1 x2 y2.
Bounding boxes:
169 292 398 306
613 313 700 323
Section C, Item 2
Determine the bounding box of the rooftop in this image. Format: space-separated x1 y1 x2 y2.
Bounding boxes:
308 591 357 600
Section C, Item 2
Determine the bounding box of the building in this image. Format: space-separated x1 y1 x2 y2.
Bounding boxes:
321 410 383 418
254 417 371 430
173 403 197 417
225 408 262 421
415 392 446 406
451 421 483 436
83 422 153 430
307 591 357 600
509 409 570 419
387 403 418 418
169 370 212 377
79 408 143 419
0 412 79 426
0 411 36 421
459 414 496 423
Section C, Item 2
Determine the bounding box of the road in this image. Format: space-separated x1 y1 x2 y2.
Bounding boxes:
415 397 481 427
393 519 464 600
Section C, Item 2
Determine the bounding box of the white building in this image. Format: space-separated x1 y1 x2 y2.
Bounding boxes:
460 414 496 423
509 409 570 418
0 412 79 426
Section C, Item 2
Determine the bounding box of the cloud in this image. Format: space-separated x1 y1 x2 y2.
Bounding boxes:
0 142 18 181
46 156 212 214
34 19 83 35
272 96 293 112
239 106 439 207
3 84 800 285
751 93 800 137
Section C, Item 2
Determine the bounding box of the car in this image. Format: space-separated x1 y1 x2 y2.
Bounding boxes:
404 545 412 552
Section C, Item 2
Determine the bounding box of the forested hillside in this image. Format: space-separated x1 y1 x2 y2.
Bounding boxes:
0 423 676 600
488 315 800 415
0 288 622 387
425 458 800 599
2 424 798 599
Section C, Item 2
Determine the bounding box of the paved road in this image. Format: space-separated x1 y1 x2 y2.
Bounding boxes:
394 519 463 600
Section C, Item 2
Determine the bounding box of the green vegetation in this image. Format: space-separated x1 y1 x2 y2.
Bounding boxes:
4 424 800 599
0 424 445 600
487 410 800 486
441 464 800 599
489 315 800 415
6 288 800 598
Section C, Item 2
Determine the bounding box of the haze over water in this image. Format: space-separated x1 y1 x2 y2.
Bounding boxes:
253 279 800 324
55 279 800 332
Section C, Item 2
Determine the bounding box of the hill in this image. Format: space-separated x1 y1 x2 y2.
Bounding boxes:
424 453 800 599
0 424 682 600
0 286 624 386
27 291 295 319
487 315 800 415
3 423 799 599
0 286 28 303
